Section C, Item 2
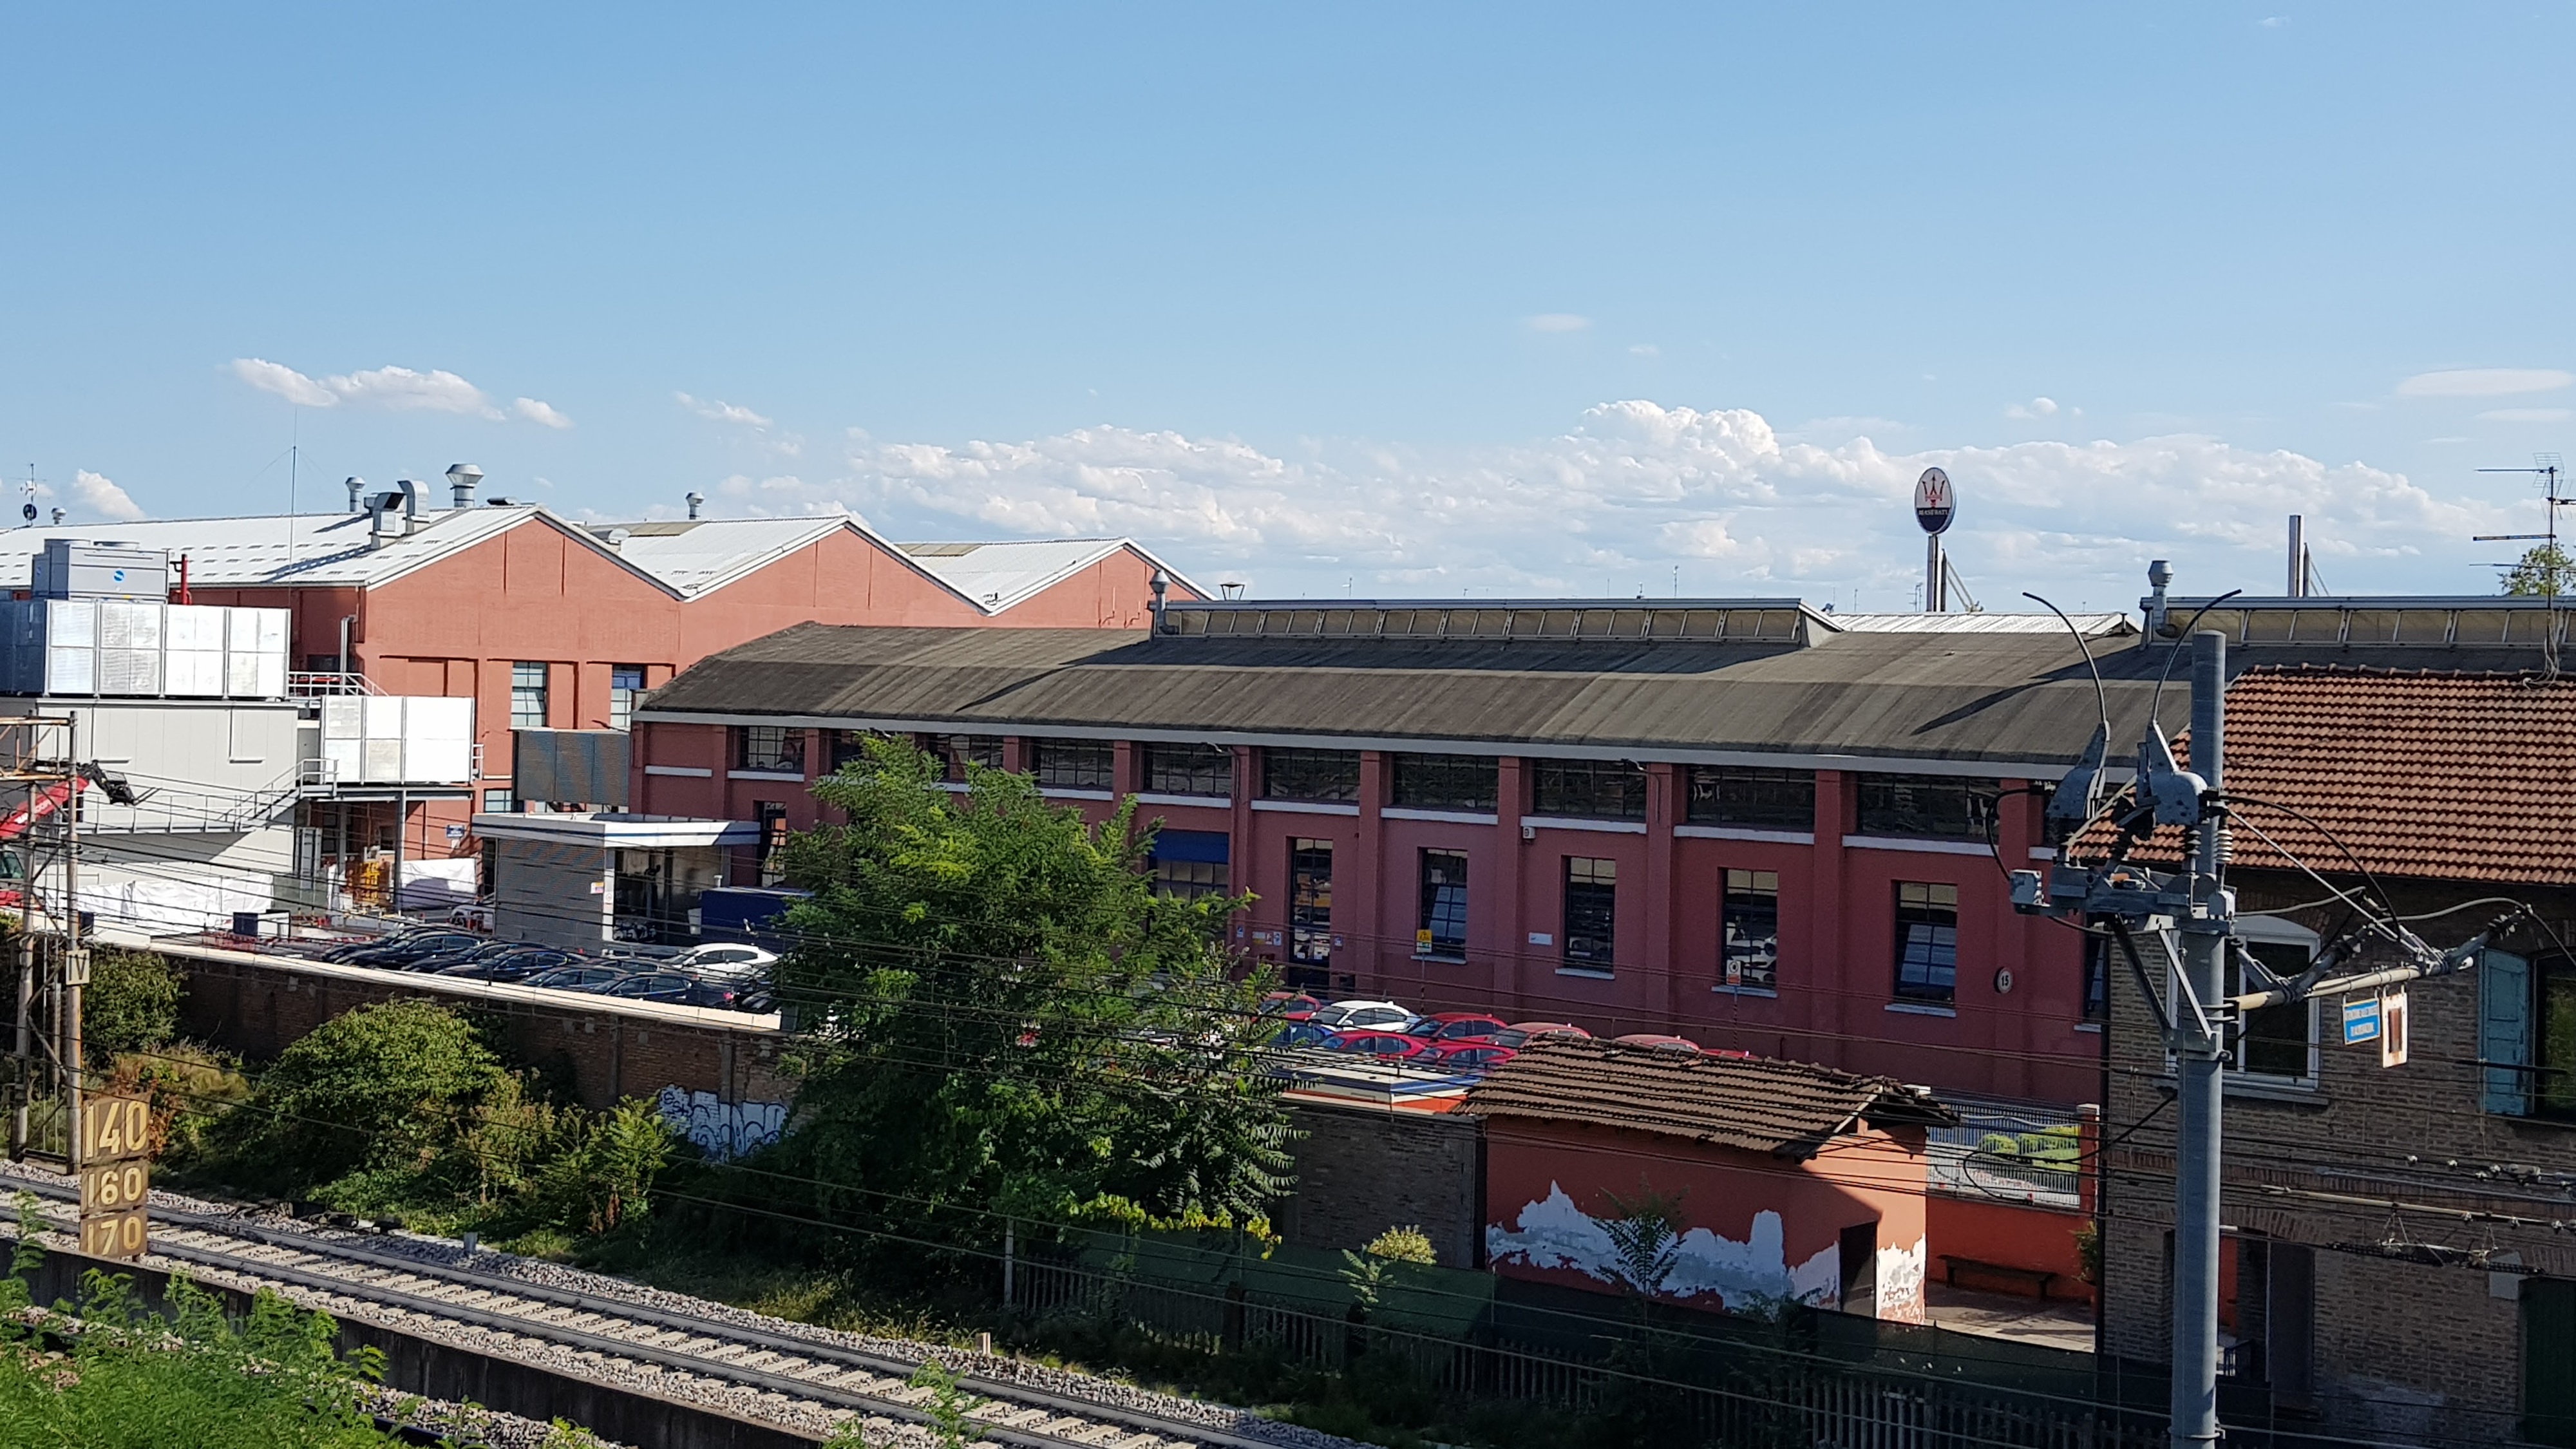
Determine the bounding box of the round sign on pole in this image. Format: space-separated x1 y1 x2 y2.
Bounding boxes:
1914 468 1955 535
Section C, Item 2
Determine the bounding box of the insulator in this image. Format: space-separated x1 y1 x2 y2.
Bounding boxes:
2211 823 2233 866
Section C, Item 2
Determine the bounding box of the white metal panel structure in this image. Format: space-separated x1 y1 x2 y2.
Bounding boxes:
0 599 290 699
316 695 478 786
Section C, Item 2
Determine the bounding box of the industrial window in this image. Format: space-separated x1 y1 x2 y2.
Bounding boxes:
1893 881 1959 1003
1562 857 1616 971
1031 739 1115 790
2082 933 2110 1021
921 734 1004 781
1262 748 1361 802
755 800 789 888
481 788 515 814
1721 869 1779 990
1142 743 1233 797
1530 759 1647 820
511 662 549 730
1855 774 2000 840
1687 766 1815 829
609 665 647 730
1418 849 1468 960
1389 753 1499 811
736 726 805 775
2229 940 2318 1083
2482 951 2576 1120
1289 838 1334 967
828 730 877 773
1153 859 1229 902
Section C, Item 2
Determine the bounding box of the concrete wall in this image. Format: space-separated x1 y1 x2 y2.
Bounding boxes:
1274 1100 1482 1269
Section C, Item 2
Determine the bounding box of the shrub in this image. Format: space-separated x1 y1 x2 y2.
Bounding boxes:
83 948 182 1057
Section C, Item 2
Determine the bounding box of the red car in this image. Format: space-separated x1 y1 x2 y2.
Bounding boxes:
1323 1030 1430 1059
1508 1021 1593 1042
1417 1012 1512 1043
1615 1032 1704 1055
1260 991 1323 1022
1423 1043 1519 1072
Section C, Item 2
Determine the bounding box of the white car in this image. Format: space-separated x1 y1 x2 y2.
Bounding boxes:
1309 998 1413 1032
676 942 779 979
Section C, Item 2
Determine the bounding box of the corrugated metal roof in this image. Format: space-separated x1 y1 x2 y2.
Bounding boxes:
1828 612 2137 638
1464 1039 1953 1159
898 538 1204 611
638 620 2210 768
0 507 544 590
589 516 862 597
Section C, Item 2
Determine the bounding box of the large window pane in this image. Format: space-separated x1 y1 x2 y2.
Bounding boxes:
1722 869 1779 990
1893 880 1958 1002
1142 743 1233 797
2544 961 2576 1120
1418 849 1468 960
1262 748 1361 802
1290 838 1334 967
918 733 1004 781
2233 942 2316 1082
608 665 646 731
1530 759 1648 820
1687 767 1815 829
1857 774 2000 840
511 661 549 730
1153 858 1229 902
1390 753 1498 811
1563 857 1617 970
1031 739 1115 790
736 726 804 774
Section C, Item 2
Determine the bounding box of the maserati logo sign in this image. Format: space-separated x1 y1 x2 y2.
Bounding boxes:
1914 467 1955 535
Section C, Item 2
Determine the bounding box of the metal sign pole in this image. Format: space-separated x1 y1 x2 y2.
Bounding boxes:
2168 630 2229 1449
61 715 82 1171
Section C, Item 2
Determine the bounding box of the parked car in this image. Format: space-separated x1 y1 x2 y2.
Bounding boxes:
405 939 533 973
1416 1012 1511 1043
1614 1033 1703 1055
683 976 767 1010
1258 991 1323 1021
1322 1030 1429 1059
1423 1043 1519 1071
1507 1021 1593 1041
520 963 630 992
1269 1021 1334 1048
601 971 699 1004
437 947 576 982
1309 999 1413 1032
445 902 494 932
336 931 486 969
673 942 778 978
316 927 450 963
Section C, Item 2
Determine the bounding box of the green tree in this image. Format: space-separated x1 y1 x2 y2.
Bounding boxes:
766 736 1294 1246
83 947 182 1057
2503 542 2576 597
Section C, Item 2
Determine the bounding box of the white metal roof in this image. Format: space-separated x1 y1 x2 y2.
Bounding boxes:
0 507 543 591
587 516 867 598
898 538 1204 611
1825 612 2136 638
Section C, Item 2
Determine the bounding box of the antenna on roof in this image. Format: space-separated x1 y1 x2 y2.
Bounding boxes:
2472 451 2568 677
18 467 35 528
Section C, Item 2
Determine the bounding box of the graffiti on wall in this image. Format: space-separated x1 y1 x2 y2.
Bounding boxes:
655 1086 787 1162
1486 1182 1929 1322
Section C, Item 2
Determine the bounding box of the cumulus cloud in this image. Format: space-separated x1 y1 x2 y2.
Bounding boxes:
72 470 143 521
764 401 2501 607
1628 343 1660 357
1526 314 1591 333
512 397 575 429
2396 368 2575 397
227 358 565 425
677 392 773 428
2005 397 2060 419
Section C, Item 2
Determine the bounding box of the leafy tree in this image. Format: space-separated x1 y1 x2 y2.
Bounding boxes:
766 736 1294 1247
1340 1224 1438 1313
2503 542 2576 597
83 947 181 1057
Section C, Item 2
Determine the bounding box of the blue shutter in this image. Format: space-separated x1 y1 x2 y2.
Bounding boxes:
2483 949 2533 1117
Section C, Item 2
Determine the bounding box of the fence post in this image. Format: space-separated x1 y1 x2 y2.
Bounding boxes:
1001 1220 1015 1309
1224 1278 1246 1352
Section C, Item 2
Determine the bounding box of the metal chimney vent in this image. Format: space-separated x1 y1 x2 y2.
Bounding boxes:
345 477 365 514
685 491 705 520
446 462 483 509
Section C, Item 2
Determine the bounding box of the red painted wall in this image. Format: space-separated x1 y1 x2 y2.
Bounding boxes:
1922 1193 2095 1303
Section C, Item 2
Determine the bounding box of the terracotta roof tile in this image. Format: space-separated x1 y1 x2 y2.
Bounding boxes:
1461 1039 1953 1159
2106 666 2576 886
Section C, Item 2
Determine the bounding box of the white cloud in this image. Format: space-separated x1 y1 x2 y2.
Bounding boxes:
1628 343 1660 358
676 392 775 428
71 470 143 521
512 397 574 430
772 400 2499 606
2004 397 2060 419
2396 368 2575 398
1526 314 1591 333
2477 407 2572 423
228 357 337 408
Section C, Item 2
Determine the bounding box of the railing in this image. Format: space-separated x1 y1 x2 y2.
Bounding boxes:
287 670 384 697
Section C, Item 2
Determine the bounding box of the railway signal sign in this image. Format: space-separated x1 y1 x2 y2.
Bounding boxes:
76 1094 150 1260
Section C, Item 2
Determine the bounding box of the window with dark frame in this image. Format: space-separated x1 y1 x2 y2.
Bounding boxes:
2083 932 2110 1021
511 662 549 730
1389 753 1499 811
736 726 806 775
1721 869 1780 990
1855 774 2000 840
1262 748 1361 802
1892 881 1959 1003
920 734 1005 781
1529 759 1648 820
1030 739 1115 790
1153 858 1229 901
609 665 647 731
1143 743 1233 797
755 800 789 887
1418 849 1468 959
2231 940 2316 1082
1687 766 1816 829
1289 838 1334 966
1562 857 1617 971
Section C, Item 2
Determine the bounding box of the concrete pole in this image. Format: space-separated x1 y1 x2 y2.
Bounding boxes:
1925 535 1947 613
2169 629 2230 1449
9 934 29 1160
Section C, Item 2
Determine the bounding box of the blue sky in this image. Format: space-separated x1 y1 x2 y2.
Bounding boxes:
3 4 2571 610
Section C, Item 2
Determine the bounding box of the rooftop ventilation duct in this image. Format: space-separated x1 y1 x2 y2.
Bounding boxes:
345 476 365 514
392 478 422 534
685 491 705 520
446 462 482 509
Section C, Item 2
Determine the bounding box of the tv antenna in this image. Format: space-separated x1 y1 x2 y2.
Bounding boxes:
2472 452 2569 676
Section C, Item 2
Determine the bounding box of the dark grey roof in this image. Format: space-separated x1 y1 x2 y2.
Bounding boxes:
642 622 2190 768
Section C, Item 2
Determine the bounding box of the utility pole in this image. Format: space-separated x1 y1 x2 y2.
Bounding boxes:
2167 629 2228 1449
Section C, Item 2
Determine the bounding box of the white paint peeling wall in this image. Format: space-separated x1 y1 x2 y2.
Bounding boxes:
1487 1182 1927 1323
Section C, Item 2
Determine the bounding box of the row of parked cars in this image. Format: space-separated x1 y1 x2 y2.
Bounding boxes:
1259 992 1751 1075
295 927 781 1012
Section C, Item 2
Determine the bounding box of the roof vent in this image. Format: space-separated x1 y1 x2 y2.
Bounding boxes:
685 491 705 520
344 476 365 514
446 462 482 509
604 527 631 552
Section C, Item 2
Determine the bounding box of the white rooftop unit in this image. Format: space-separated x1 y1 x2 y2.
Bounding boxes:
0 600 288 699
319 695 476 786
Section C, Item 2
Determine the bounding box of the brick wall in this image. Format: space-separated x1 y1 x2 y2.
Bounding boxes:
1273 1099 1482 1269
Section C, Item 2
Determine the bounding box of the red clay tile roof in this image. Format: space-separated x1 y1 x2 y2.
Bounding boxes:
2101 666 2576 886
1462 1039 1953 1159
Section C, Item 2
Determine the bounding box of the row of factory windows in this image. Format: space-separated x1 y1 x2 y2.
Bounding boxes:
731 727 2005 838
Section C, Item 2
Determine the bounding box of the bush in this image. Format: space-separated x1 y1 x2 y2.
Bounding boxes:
83 948 181 1057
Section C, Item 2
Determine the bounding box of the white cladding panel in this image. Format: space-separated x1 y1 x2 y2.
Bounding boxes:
0 599 289 699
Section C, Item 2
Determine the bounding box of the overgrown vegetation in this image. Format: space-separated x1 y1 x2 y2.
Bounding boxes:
758 736 1295 1257
173 999 679 1246
80 948 182 1059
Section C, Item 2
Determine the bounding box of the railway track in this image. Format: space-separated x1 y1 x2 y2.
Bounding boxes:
0 1164 1346 1449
